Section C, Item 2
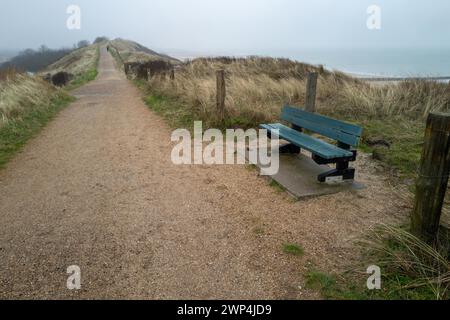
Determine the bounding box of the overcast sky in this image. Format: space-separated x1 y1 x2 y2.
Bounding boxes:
1 0 449 53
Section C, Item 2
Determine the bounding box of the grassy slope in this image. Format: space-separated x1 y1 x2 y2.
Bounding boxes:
108 38 180 64
139 58 450 180
0 44 100 168
43 44 100 90
0 75 75 168
0 92 74 168
65 45 100 90
356 118 424 179
134 80 194 129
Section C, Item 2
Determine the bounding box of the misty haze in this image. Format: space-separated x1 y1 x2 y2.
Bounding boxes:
1 0 450 76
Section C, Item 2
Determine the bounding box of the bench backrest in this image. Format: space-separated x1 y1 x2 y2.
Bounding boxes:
281 106 363 147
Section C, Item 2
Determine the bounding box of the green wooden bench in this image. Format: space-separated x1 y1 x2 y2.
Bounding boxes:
260 106 363 183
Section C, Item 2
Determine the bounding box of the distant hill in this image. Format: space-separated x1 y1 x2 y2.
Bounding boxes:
0 47 74 73
2 38 179 78
0 50 17 64
42 44 99 77
108 38 180 64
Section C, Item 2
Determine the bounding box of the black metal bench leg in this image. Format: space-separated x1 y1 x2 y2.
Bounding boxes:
279 144 301 154
266 131 301 155
318 160 355 183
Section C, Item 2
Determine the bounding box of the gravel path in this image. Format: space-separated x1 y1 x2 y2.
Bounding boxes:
0 47 407 299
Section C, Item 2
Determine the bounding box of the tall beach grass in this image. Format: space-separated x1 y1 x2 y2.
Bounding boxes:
141 57 450 178
146 57 450 128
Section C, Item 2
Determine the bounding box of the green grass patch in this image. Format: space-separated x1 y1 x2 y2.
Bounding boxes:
0 94 75 169
280 107 426 180
305 225 448 300
133 79 147 89
66 45 100 90
66 68 98 90
305 268 439 300
142 93 195 129
357 118 424 178
318 112 425 180
132 80 196 130
305 269 370 300
283 243 304 256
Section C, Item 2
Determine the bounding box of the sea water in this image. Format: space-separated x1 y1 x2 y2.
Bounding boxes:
260 47 450 78
172 47 450 80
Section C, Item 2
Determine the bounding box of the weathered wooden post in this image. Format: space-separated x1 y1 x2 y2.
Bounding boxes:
170 69 175 81
216 69 226 121
411 112 450 244
305 72 318 113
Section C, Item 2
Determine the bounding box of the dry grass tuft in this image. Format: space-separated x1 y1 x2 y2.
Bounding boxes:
361 224 449 300
324 80 450 120
0 71 64 128
0 67 20 82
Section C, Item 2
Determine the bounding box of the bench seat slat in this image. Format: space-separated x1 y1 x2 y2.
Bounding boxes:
260 123 354 159
281 106 363 147
283 106 363 136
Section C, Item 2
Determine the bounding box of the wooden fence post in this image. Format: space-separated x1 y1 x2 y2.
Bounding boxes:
305 72 318 113
411 112 450 244
216 70 226 121
170 69 175 81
